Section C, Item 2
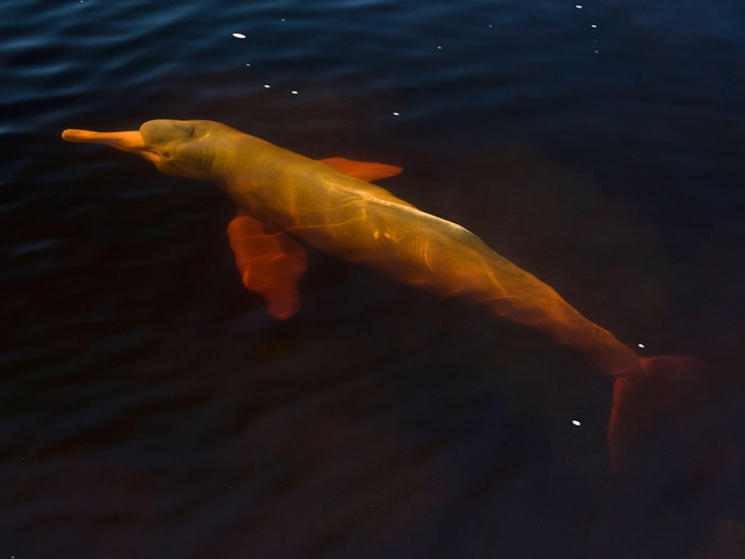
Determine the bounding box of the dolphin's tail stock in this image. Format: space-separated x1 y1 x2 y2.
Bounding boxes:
608 355 709 473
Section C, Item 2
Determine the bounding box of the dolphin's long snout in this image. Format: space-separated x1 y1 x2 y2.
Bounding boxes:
61 129 145 152
61 128 161 164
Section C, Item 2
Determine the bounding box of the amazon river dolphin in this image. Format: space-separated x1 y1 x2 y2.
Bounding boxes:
62 119 705 470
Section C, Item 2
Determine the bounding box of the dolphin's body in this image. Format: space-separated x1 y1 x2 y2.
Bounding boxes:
62 119 705 469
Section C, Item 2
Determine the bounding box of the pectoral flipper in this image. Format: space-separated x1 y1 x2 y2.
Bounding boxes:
227 213 307 320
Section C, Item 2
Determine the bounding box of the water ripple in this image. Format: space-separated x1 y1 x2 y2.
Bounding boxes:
2 0 744 556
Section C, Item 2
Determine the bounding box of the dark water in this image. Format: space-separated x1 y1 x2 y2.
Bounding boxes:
2 0 744 557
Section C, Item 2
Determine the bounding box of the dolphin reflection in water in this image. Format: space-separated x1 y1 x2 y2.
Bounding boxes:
62 119 705 470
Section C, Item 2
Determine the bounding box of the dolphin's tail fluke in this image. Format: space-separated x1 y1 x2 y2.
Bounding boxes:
608 355 708 472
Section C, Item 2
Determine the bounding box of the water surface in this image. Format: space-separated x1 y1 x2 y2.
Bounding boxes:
2 1 744 557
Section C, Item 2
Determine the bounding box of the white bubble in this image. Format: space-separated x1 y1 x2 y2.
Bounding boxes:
291 90 299 94
245 63 251 67
572 420 581 426
637 343 645 349
591 24 598 28
264 84 271 88
576 4 583 9
232 33 246 39
436 45 443 50
392 112 400 116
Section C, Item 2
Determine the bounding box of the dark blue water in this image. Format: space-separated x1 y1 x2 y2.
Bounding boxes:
2 1 744 557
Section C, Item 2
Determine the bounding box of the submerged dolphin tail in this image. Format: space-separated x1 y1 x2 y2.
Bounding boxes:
608 355 708 472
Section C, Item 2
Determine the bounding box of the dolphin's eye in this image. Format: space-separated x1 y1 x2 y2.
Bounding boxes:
177 123 195 139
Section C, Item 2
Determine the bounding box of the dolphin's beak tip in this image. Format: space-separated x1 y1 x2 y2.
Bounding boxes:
61 129 89 143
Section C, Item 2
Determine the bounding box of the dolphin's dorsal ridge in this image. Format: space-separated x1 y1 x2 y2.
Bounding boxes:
319 157 402 181
319 158 415 208
227 213 307 319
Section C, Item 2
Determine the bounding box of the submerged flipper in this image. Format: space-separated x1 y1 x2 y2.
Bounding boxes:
608 355 708 472
227 213 307 320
